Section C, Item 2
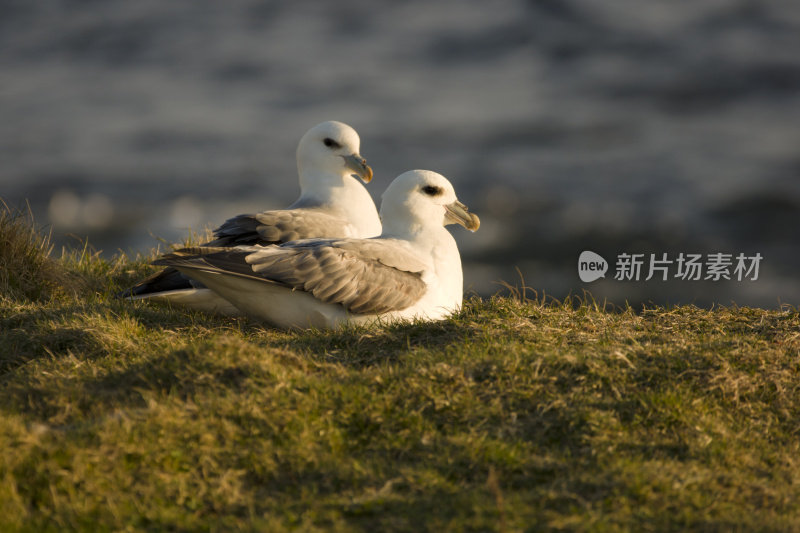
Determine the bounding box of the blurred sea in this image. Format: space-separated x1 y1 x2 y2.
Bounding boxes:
1 0 799 308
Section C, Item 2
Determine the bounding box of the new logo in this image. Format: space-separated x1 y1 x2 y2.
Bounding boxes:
578 250 608 282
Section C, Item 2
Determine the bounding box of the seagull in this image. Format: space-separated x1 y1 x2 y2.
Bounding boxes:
121 120 382 314
152 170 480 329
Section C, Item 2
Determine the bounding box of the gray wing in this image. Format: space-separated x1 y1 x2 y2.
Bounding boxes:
154 240 428 315
208 209 352 247
120 208 352 298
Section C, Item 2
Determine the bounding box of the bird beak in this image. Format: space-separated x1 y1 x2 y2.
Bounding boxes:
341 153 373 183
444 200 480 232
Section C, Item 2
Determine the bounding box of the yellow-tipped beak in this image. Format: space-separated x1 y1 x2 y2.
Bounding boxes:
444 200 480 232
342 153 373 183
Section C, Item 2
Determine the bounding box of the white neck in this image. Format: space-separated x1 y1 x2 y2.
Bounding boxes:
382 222 464 309
291 170 382 238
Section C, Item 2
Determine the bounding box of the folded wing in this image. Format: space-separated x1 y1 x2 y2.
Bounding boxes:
120 209 353 298
155 240 428 316
208 209 353 246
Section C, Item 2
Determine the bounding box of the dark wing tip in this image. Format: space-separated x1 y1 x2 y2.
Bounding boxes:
117 266 196 298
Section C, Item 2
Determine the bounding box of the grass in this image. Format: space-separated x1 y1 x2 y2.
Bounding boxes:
1 201 799 531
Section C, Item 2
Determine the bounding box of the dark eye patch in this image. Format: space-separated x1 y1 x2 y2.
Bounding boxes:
421 185 443 196
323 137 341 149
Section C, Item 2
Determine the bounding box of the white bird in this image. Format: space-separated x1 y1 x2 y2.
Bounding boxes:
153 170 480 329
122 120 381 314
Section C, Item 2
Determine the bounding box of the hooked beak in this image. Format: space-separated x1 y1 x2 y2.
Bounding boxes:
341 153 373 183
444 200 480 232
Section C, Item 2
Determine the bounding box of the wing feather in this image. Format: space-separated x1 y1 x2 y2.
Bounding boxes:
155 240 428 315
209 209 351 247
123 209 353 297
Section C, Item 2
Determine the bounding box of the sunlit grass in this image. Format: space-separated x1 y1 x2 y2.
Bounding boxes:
1 202 799 531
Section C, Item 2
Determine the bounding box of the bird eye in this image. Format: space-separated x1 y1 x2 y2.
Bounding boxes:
422 185 443 196
323 138 341 149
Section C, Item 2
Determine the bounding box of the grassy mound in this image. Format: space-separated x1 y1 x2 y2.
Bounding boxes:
0 202 76 301
1 206 799 531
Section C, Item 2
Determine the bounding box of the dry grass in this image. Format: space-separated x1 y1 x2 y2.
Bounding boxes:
1 207 799 531
0 201 82 302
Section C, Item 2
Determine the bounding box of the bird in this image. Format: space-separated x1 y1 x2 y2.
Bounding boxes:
121 120 382 314
152 170 480 329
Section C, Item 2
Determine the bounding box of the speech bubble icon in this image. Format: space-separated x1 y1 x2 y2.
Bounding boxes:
578 250 608 282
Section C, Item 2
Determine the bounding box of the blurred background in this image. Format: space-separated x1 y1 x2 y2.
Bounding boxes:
1 0 799 308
